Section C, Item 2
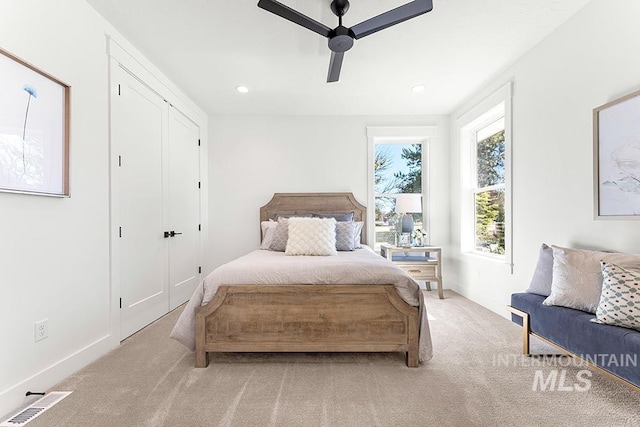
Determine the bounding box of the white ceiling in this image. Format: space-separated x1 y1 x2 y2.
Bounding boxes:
85 0 590 116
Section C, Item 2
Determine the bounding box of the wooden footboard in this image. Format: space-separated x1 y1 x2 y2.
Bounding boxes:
195 284 419 367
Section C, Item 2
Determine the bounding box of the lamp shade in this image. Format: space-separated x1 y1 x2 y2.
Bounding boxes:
395 194 422 213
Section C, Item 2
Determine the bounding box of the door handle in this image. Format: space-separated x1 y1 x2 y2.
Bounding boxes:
164 231 183 238
170 231 183 237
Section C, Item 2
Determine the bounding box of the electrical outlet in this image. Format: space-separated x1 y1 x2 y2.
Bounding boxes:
35 319 48 342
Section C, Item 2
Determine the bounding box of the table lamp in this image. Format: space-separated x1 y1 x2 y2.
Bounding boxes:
395 194 422 233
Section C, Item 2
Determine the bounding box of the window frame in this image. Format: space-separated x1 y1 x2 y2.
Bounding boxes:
366 126 437 250
458 82 513 267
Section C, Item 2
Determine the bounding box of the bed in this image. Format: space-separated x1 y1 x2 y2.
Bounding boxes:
170 192 432 367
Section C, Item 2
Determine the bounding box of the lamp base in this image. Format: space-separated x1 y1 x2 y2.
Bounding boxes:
401 214 414 233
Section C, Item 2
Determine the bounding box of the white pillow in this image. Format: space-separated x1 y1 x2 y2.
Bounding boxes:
259 220 278 250
354 221 364 249
285 217 337 256
543 246 640 313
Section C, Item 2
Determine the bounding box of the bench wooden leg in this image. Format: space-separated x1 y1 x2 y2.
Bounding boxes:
506 305 530 355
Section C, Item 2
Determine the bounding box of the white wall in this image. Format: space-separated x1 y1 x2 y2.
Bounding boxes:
0 0 206 417
206 114 450 273
448 0 640 315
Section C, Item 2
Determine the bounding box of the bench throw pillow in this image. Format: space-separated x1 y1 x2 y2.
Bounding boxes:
543 246 640 313
591 262 640 331
285 217 337 256
525 243 554 296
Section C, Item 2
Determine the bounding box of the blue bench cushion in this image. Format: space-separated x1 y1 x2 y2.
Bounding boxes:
511 292 640 388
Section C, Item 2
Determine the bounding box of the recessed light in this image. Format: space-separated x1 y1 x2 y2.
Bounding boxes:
411 84 426 93
236 85 250 93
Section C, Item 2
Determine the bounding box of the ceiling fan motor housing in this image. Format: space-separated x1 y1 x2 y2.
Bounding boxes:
328 26 354 52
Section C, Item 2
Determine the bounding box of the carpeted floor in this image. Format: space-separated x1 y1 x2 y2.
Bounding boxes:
14 291 640 426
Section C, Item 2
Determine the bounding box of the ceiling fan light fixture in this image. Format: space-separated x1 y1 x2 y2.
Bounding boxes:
236 85 250 93
411 84 426 93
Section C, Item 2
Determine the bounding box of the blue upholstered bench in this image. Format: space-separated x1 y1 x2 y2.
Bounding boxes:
509 292 640 390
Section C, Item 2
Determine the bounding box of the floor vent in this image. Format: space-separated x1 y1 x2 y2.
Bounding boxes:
1 392 72 427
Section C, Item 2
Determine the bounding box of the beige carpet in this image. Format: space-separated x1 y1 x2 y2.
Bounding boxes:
14 291 640 426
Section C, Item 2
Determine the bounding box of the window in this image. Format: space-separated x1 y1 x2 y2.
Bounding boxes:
473 117 505 255
367 127 435 251
375 142 423 248
459 83 512 263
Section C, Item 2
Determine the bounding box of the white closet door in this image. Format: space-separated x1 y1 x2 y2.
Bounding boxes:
113 66 169 339
167 107 200 310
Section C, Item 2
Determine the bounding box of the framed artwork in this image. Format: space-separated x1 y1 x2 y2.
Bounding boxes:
0 48 70 197
593 89 640 219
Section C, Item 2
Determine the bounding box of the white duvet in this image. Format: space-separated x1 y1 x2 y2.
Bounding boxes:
170 246 433 363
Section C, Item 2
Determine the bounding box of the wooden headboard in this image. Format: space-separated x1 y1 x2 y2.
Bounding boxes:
260 192 367 245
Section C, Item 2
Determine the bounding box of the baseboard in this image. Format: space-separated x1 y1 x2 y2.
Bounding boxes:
0 334 118 419
448 280 509 319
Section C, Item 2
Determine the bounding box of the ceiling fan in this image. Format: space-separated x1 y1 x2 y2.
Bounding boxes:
257 0 434 83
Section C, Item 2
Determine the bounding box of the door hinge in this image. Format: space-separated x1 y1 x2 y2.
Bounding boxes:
198 224 201 231
198 139 201 146
198 266 202 274
118 155 122 167
198 182 201 189
119 227 122 238
119 298 122 309
118 84 121 96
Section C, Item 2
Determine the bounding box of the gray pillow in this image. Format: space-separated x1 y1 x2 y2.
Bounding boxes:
268 218 289 252
526 243 554 296
312 211 354 222
335 221 356 251
269 213 312 221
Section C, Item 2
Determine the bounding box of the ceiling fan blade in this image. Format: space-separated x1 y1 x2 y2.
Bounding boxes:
327 51 344 83
350 0 433 39
258 0 332 38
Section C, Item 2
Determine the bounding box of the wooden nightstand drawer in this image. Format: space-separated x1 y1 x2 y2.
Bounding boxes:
380 244 443 299
396 263 437 279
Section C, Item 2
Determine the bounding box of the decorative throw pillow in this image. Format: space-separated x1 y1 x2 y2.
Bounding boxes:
353 221 364 249
285 217 337 256
268 218 289 252
260 220 278 250
269 213 312 221
591 262 640 331
335 221 356 251
525 243 554 296
543 246 640 313
312 211 355 222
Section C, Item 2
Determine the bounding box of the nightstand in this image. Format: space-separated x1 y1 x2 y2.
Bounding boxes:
380 245 443 299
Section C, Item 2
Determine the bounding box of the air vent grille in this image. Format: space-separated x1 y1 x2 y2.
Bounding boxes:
1 392 72 426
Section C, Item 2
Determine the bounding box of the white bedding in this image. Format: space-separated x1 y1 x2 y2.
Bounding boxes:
170 246 433 363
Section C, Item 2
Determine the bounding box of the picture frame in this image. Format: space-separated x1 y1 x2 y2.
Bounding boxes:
593 89 640 219
398 232 412 247
0 48 70 197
